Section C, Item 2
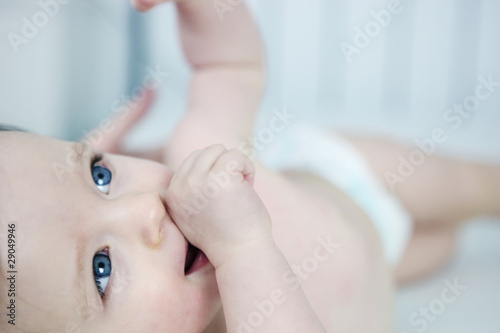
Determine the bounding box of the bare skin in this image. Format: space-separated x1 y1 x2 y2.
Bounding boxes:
3 129 497 332
0 132 392 333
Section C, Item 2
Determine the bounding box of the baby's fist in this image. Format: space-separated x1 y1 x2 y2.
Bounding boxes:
165 145 271 266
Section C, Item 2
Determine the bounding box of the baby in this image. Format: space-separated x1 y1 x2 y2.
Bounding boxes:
1 0 499 332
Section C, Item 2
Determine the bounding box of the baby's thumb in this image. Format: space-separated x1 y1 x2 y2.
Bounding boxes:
132 0 167 12
87 88 157 153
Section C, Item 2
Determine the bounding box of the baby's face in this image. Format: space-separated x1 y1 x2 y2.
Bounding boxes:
0 132 220 332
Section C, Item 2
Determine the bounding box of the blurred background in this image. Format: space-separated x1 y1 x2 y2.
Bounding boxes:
1 0 499 331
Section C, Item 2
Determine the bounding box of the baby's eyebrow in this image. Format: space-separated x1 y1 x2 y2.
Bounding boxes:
72 142 94 166
74 237 94 319
68 142 105 178
71 142 101 318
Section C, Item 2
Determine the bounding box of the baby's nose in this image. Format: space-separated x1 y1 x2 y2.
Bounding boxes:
120 192 166 248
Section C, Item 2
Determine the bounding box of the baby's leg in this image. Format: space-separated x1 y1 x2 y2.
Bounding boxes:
394 224 459 283
342 134 499 224
341 133 500 282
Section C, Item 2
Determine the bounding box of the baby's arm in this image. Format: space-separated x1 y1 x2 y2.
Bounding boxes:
171 0 265 167
166 146 325 332
135 0 265 168
90 1 263 163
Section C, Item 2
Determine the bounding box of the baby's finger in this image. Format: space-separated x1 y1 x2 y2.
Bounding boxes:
213 148 256 186
87 88 156 153
170 149 203 182
132 0 167 12
188 144 228 176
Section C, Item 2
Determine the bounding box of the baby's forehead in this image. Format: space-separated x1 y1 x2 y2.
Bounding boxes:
0 133 98 329
0 131 48 162
0 130 23 152
0 132 22 218
0 132 53 234
0 131 78 171
0 132 81 220
0 132 45 184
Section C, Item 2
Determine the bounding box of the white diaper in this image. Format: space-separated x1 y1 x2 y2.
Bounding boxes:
258 123 413 266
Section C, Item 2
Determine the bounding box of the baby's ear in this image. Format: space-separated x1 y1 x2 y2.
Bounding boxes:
83 88 157 154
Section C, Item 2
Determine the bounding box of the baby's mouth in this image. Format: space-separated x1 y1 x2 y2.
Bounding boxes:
183 240 210 275
184 242 199 274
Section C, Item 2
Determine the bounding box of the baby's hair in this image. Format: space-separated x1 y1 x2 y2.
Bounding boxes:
0 124 26 132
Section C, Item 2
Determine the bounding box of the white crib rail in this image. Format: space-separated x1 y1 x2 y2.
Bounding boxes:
247 0 500 157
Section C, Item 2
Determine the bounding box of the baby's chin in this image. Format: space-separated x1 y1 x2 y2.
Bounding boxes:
199 300 225 333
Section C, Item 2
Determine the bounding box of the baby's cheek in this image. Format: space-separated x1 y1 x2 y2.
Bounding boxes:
122 264 219 332
139 282 184 325
144 284 218 332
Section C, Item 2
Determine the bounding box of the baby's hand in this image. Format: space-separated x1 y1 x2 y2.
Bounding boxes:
165 145 272 268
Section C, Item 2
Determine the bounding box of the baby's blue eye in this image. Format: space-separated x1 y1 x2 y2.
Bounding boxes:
92 165 112 194
93 252 112 298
